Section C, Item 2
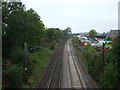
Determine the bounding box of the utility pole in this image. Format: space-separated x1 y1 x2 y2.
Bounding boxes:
101 42 105 88
0 2 2 90
24 42 28 83
102 43 105 70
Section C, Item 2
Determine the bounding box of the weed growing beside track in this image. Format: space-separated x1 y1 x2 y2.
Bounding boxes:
23 48 54 88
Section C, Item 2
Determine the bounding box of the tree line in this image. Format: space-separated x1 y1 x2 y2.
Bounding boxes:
2 2 71 88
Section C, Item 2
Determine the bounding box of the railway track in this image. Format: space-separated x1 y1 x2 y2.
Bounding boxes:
67 39 87 89
48 40 64 88
37 39 67 88
36 38 97 88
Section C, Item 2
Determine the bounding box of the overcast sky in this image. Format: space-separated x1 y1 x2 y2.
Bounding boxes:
21 0 119 33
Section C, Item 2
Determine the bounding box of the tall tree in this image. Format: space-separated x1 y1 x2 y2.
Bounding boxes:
89 29 97 39
2 2 45 88
64 27 72 35
45 28 55 42
2 2 25 58
2 2 45 58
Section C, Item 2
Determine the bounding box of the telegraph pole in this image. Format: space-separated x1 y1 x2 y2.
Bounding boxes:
101 42 105 88
102 43 105 70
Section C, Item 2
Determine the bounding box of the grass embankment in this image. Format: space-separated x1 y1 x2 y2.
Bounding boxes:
23 48 54 88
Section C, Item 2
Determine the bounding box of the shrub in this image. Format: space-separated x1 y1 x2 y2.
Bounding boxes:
100 62 118 88
3 65 24 88
10 47 24 64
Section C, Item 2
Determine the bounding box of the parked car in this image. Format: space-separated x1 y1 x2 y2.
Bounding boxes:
80 42 87 46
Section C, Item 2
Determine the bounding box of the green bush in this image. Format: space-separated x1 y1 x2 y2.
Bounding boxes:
83 46 102 82
100 62 118 88
72 37 79 47
3 65 24 88
49 42 55 50
10 47 24 64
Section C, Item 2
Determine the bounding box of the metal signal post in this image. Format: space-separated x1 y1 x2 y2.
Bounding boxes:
24 42 28 83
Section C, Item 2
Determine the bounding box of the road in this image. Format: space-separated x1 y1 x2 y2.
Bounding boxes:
36 38 97 88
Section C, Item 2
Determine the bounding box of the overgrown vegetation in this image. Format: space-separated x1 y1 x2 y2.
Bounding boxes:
72 36 79 47
72 35 120 88
100 35 120 88
23 48 54 88
2 2 71 88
